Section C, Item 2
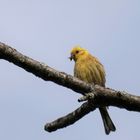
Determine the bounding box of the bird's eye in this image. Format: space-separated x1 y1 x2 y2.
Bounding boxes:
76 50 79 54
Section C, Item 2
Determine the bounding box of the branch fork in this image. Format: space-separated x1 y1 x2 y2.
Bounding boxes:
0 42 140 133
78 92 95 102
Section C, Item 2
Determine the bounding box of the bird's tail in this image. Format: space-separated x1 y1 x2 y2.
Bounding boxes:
99 107 116 135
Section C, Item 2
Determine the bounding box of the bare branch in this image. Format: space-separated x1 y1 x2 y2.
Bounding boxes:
44 87 140 132
0 42 140 132
44 101 96 132
94 86 140 111
0 42 92 95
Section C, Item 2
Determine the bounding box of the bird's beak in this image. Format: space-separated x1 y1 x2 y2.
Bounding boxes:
69 54 74 61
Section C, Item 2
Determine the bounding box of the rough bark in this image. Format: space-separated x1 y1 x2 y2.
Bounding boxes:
0 42 140 132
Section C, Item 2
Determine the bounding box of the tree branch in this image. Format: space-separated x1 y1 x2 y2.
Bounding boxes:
0 42 140 132
0 42 92 95
44 101 96 132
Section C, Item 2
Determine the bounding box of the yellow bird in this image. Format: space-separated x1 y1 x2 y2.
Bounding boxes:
69 45 116 135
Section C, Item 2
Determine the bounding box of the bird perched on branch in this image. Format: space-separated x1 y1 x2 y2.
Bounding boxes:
69 45 116 135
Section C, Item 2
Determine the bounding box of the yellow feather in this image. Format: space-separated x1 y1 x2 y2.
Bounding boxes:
70 46 116 134
70 45 116 134
71 46 105 86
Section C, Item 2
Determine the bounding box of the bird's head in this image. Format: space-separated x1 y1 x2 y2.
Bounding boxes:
69 45 88 62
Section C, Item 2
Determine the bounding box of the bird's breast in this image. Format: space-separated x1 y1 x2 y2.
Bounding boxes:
74 56 105 86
